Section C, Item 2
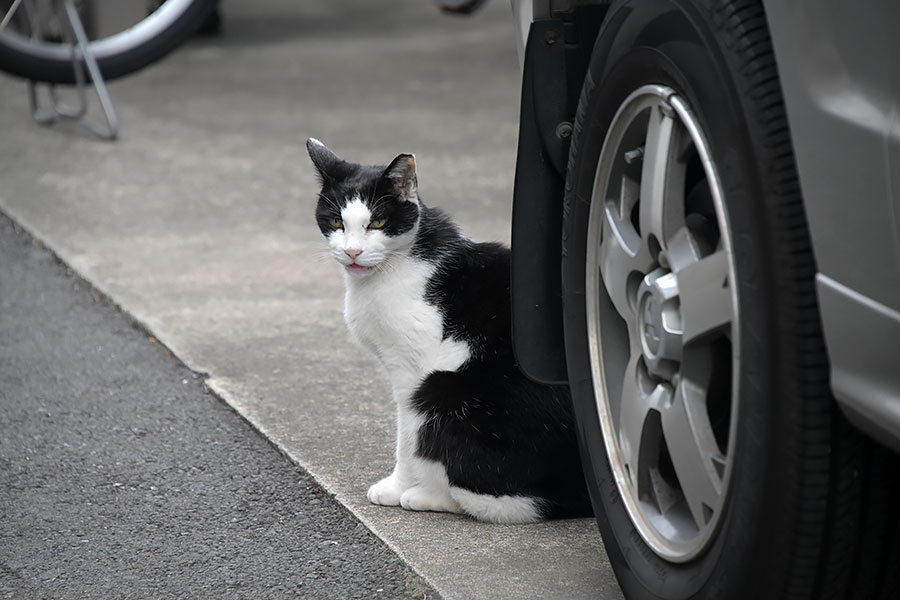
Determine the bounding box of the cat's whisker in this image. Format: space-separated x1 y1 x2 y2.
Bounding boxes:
371 258 392 275
372 251 408 275
312 254 336 265
369 193 394 212
312 248 347 266
319 193 342 214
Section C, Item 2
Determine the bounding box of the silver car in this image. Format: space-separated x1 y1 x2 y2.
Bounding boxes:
508 0 900 598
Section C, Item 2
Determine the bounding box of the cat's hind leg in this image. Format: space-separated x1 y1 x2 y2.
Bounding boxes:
400 486 462 513
450 487 544 524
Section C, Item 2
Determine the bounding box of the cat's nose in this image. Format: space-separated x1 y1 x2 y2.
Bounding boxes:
345 248 363 259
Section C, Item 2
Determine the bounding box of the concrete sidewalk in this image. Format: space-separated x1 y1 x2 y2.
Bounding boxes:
0 1 623 598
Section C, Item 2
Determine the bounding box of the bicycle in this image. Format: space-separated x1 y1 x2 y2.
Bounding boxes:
0 0 217 137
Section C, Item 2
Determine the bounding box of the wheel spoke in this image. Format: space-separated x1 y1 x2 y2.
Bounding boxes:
661 377 724 529
617 353 669 491
613 173 641 232
639 103 687 249
599 201 652 321
677 250 733 344
663 225 702 273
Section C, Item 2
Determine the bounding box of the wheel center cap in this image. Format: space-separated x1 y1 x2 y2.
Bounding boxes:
641 296 664 356
636 269 682 370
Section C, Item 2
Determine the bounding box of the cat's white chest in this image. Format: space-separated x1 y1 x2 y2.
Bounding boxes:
343 257 469 393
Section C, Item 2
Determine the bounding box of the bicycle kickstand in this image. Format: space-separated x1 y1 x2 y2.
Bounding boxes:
29 0 118 140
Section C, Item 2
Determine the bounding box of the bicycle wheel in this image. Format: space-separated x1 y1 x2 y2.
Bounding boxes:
0 0 217 83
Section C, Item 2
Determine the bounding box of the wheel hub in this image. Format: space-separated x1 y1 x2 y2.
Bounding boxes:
637 269 681 378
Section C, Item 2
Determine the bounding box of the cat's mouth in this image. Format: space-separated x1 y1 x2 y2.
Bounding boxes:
346 263 373 272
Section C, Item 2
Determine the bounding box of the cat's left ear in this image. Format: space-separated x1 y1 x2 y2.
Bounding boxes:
307 137 345 182
381 153 418 203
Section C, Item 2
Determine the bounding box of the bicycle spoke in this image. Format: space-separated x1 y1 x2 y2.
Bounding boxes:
0 0 25 31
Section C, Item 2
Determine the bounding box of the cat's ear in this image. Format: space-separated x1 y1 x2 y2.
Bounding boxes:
306 138 345 182
381 153 418 203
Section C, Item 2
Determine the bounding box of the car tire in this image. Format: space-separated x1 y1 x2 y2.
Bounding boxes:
561 1 900 598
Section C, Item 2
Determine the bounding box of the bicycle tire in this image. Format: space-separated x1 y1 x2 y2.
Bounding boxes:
0 0 217 83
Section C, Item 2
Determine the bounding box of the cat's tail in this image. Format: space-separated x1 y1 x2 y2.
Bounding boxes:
449 487 544 524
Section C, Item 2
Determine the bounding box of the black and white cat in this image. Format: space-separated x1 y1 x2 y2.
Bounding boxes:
307 138 591 523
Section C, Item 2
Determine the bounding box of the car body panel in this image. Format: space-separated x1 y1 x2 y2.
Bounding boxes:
763 0 900 450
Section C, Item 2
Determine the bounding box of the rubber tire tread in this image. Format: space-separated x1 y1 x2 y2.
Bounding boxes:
0 0 217 83
714 2 900 597
561 0 900 598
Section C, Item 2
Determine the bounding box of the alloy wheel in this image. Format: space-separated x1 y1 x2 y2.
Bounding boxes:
584 84 739 562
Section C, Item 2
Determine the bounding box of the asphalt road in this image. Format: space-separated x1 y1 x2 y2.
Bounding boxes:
0 213 435 599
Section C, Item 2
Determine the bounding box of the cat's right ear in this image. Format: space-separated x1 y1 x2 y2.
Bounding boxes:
381 153 418 203
306 138 344 182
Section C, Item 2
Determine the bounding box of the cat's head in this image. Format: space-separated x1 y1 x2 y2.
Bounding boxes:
307 138 420 277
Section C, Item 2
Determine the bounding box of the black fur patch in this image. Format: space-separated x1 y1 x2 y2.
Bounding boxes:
412 230 592 519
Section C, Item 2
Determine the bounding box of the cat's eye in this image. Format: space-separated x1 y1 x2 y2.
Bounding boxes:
369 218 387 229
328 217 343 229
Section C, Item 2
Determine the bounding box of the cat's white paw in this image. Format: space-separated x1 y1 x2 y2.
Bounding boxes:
367 475 404 506
400 486 462 514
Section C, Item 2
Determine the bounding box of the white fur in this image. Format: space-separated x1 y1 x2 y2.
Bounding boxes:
449 487 543 524
325 196 396 270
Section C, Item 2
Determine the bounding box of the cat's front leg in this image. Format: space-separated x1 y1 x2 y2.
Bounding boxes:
398 459 462 514
367 472 406 506
367 396 421 506
366 449 420 505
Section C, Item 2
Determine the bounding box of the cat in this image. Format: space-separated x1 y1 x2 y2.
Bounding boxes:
307 138 592 523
